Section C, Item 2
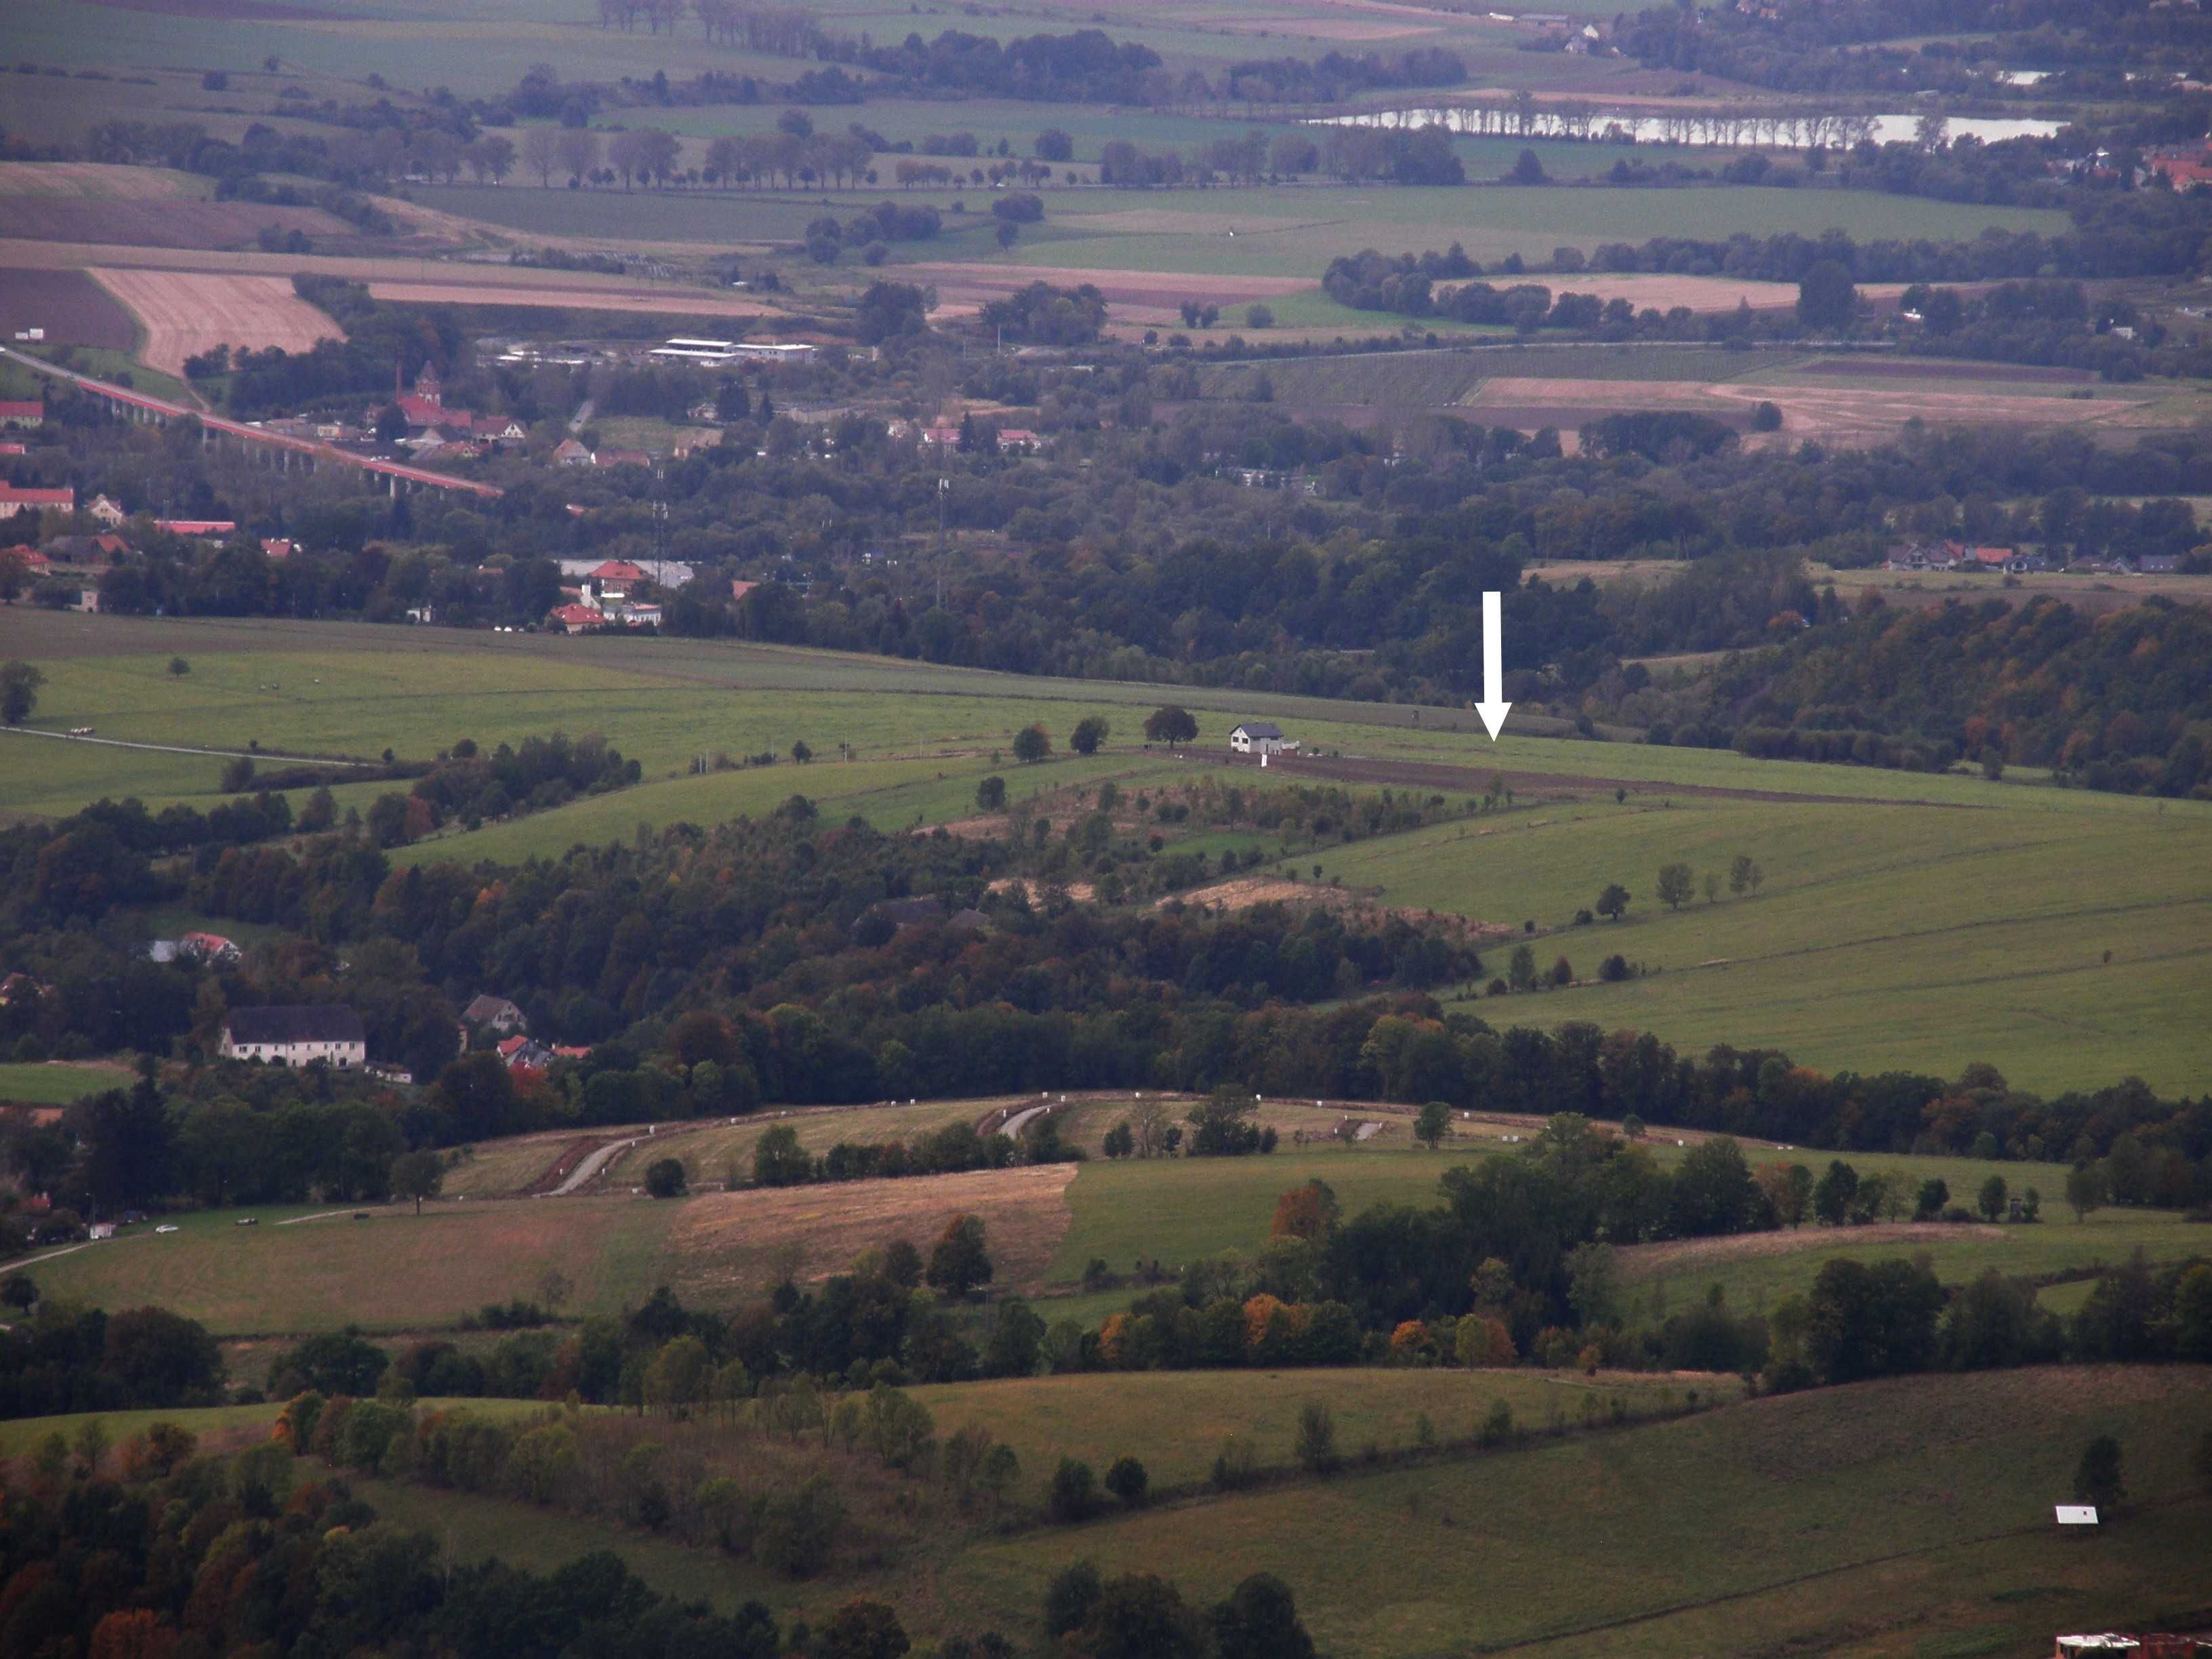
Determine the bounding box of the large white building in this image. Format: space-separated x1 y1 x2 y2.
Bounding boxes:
1230 721 1297 757
220 1006 367 1069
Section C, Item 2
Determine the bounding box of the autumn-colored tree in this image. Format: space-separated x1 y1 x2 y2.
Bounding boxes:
89 1608 178 1659
1269 1178 1339 1240
1389 1320 1433 1364
1242 1293 1286 1351
1454 1313 1516 1368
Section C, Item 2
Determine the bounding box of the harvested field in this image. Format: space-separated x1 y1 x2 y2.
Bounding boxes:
1542 274 1908 313
667 1164 1078 1299
0 266 138 350
1162 872 1517 939
365 280 771 320
1462 373 2154 447
1797 355 2093 384
0 163 205 199
1617 1221 2005 1282
83 0 342 18
909 260 1315 327
0 199 347 250
89 268 342 375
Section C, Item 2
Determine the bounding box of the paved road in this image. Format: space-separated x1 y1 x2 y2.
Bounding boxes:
552 1134 645 1195
0 727 382 766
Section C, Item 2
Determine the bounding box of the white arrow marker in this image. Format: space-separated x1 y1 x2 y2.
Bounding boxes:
1475 590 1511 741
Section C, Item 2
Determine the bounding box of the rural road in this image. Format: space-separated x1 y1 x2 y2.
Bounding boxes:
0 727 383 767
1000 1105 1049 1139
552 1134 645 1195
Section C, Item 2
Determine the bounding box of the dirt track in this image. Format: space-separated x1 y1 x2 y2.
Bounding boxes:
1219 750 1978 808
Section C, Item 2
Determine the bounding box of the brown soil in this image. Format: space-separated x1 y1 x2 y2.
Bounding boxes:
519 1136 616 1197
1618 1221 2005 1281
988 875 1098 903
1160 873 1515 941
1799 356 2093 384
1216 750 1977 809
0 199 348 251
668 1164 1077 1299
0 267 138 350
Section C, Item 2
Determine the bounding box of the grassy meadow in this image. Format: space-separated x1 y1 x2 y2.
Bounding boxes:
0 1060 129 1105
6 609 2209 1096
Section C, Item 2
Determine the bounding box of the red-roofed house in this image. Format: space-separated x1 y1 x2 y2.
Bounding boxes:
590 559 647 597
595 447 651 469
0 484 73 520
0 401 45 428
997 428 1042 453
6 548 52 574
552 438 594 467
548 603 605 633
1964 546 2015 569
731 579 759 602
179 931 242 963
0 443 24 456
262 538 295 560
156 518 236 537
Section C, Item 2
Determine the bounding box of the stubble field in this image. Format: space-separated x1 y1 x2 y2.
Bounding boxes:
87 267 346 373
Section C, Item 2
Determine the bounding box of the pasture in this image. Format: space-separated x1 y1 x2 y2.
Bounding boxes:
937 1365 2212 1656
7 612 2210 1096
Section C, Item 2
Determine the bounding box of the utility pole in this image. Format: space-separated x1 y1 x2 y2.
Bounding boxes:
935 476 948 610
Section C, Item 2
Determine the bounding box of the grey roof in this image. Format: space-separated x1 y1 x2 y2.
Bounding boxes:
1234 721 1283 739
464 994 522 1023
225 1005 365 1045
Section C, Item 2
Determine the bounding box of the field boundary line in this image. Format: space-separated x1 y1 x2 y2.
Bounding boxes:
0 727 383 768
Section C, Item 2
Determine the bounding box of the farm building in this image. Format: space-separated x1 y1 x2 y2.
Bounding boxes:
155 519 236 538
0 401 45 428
148 931 242 966
1230 721 1298 757
552 438 595 466
220 1006 366 1069
0 484 73 520
463 994 527 1035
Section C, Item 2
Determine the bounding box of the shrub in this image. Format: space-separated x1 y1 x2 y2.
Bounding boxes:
1104 1455 1148 1507
1049 1456 1098 1521
1294 1402 1339 1475
644 1157 687 1198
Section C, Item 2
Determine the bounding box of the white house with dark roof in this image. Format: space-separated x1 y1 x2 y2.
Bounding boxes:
1229 721 1296 757
220 1006 366 1069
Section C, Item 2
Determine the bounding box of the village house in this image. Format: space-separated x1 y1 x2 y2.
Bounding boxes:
552 438 595 466
155 518 236 538
595 447 653 470
0 483 73 520
496 1034 555 1071
85 494 126 527
548 602 605 633
0 401 45 428
262 538 295 561
220 1005 367 1069
996 428 1043 453
463 994 528 1036
1229 720 1298 757
40 533 129 565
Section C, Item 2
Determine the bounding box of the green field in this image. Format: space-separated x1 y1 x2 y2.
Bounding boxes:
7 610 2208 1097
935 1365 2212 1657
9 1366 2199 1657
0 1061 127 1105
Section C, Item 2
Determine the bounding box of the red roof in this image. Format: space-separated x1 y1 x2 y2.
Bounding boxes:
0 401 44 422
592 560 646 581
496 1034 529 1057
549 603 604 629
262 538 295 560
0 485 73 507
156 518 235 536
0 442 25 455
11 548 51 569
731 579 759 600
395 394 453 426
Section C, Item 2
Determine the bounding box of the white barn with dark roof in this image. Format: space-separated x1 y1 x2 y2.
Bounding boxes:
220 1006 367 1069
1230 720 1295 756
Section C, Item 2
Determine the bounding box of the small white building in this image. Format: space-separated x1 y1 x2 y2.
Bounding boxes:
220 1006 367 1070
1230 721 1297 757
